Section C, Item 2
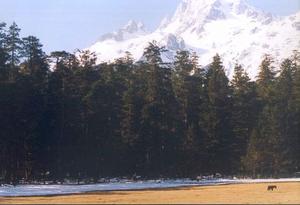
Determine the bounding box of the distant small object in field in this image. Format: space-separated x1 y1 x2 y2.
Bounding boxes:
267 185 277 191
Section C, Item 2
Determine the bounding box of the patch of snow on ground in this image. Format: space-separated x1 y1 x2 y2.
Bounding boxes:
0 178 300 197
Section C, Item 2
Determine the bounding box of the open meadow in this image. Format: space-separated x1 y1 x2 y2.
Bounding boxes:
1 182 299 204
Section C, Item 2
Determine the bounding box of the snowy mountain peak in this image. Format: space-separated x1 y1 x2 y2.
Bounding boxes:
161 0 269 36
174 0 266 21
178 0 247 14
122 20 146 33
98 20 147 42
88 0 300 79
182 0 246 7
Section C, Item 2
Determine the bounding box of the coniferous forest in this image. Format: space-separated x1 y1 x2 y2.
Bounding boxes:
0 22 299 184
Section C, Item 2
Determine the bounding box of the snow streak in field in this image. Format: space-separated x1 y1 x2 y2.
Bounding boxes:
1 178 300 197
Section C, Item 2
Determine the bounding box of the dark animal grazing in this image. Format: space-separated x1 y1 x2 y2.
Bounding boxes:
267 185 277 191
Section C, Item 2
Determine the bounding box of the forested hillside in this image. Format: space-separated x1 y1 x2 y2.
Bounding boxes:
0 22 299 184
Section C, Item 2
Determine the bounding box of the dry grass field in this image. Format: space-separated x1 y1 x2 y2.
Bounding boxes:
0 182 299 204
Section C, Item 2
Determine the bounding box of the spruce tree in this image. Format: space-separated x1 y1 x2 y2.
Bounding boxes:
290 54 300 172
275 59 295 173
121 64 148 175
244 55 281 177
231 64 257 172
46 51 75 180
6 22 22 80
256 55 276 102
0 22 8 80
21 36 48 78
173 50 205 176
204 54 233 174
140 42 180 176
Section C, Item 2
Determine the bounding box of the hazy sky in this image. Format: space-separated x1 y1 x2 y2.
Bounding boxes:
1 0 299 53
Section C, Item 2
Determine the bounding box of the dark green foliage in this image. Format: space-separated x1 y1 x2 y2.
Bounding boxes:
231 64 257 172
21 36 48 79
203 54 233 174
173 50 206 176
5 22 23 81
0 22 299 184
0 22 9 79
139 43 181 176
242 55 299 177
256 55 276 102
289 53 300 172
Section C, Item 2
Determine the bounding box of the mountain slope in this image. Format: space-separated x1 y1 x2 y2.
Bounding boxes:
88 0 300 79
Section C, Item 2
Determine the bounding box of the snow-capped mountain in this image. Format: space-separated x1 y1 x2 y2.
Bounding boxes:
88 0 300 79
98 20 147 42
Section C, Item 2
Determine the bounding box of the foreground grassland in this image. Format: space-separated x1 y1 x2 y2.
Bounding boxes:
0 182 299 204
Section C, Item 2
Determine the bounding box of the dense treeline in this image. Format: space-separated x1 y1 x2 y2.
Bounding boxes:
0 22 299 184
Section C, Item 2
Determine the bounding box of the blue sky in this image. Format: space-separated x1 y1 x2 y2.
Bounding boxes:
0 0 299 53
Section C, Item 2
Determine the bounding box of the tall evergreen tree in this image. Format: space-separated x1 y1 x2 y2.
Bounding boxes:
46 51 75 180
244 55 281 177
272 58 300 174
204 54 233 174
256 55 276 102
0 22 8 80
21 36 48 78
231 64 257 172
289 54 300 172
6 22 22 80
121 60 148 175
140 42 180 176
173 50 206 176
